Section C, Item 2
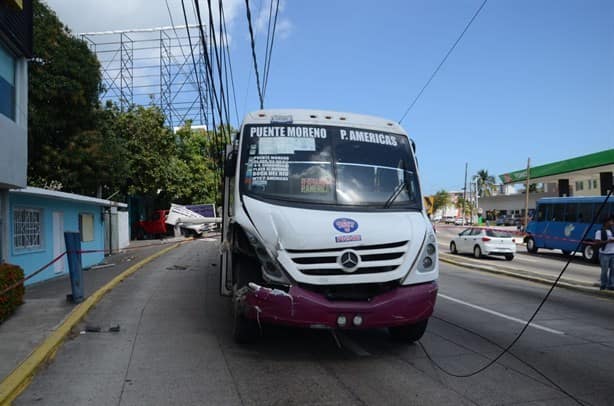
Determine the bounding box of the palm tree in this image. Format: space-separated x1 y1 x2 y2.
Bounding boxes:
432 190 450 214
473 169 496 197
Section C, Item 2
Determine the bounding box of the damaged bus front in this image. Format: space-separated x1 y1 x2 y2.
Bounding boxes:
220 109 438 343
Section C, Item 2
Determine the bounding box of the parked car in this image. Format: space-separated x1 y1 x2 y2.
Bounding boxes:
453 217 465 226
449 228 516 260
444 216 455 224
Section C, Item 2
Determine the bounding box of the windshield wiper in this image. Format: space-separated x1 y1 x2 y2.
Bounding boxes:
383 179 411 209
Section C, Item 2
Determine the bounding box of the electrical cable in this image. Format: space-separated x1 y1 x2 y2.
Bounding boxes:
244 0 265 109
262 0 274 95
398 0 488 124
207 0 228 185
420 189 613 379
220 3 240 126
180 0 208 126
193 0 228 204
431 315 588 406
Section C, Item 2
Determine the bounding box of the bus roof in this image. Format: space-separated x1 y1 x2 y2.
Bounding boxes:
241 109 407 135
536 196 609 204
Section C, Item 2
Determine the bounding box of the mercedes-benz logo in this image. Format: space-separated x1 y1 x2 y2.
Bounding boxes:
340 250 359 271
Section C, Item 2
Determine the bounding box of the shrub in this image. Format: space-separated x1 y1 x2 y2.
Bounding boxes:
0 263 25 323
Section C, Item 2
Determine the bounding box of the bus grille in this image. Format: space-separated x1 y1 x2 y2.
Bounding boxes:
286 240 409 276
299 281 400 301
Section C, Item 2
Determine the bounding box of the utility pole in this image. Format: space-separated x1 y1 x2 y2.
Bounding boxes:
463 162 468 219
524 158 531 230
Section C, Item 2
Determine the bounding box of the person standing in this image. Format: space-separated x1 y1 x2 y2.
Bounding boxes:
595 216 614 290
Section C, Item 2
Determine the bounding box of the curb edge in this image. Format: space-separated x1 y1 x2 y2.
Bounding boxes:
0 243 181 405
439 254 614 297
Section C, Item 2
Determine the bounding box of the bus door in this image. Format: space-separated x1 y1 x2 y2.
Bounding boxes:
220 144 235 296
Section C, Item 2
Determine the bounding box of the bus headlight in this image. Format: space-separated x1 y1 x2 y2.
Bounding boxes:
417 233 437 273
244 230 291 286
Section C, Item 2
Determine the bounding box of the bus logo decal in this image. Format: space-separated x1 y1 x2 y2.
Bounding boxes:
564 223 575 237
333 218 359 233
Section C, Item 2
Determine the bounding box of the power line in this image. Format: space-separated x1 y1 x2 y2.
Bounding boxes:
220 2 240 126
419 189 612 384
262 0 280 99
180 0 207 126
398 0 488 124
244 0 265 109
431 316 588 406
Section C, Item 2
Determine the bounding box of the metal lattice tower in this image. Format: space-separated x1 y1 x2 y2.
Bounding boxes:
81 25 208 129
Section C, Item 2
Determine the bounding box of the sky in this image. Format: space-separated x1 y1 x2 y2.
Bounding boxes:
44 0 613 195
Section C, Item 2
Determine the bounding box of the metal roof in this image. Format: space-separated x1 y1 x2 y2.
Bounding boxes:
500 149 614 184
10 187 128 208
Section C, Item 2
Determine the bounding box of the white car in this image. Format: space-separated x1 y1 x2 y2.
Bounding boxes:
454 217 469 226
450 228 516 260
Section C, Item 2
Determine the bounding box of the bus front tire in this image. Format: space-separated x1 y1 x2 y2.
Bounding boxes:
582 245 599 264
389 319 428 343
526 237 538 253
232 253 262 344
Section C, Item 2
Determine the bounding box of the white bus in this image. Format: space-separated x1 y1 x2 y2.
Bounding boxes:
221 109 438 343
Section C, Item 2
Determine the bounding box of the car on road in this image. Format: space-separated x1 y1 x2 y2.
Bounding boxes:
443 216 455 224
453 217 465 226
449 227 516 260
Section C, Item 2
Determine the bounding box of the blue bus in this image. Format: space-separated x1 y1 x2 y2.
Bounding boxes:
525 196 614 263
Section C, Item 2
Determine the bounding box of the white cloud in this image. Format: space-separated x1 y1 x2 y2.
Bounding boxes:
43 0 244 35
253 0 292 40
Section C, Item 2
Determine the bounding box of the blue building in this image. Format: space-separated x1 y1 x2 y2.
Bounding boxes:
6 187 127 285
0 0 32 265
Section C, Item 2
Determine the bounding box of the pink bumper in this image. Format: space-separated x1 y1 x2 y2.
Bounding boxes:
243 282 438 329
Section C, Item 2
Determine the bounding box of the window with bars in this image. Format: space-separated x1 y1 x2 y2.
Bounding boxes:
13 208 42 249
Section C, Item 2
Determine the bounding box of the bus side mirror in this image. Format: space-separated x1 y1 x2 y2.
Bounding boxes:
224 150 237 178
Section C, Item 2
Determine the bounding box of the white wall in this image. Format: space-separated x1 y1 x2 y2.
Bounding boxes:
118 211 129 249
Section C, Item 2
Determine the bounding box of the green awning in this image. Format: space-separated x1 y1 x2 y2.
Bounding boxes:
499 149 614 184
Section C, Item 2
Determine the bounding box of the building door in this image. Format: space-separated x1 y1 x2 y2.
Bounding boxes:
52 211 65 274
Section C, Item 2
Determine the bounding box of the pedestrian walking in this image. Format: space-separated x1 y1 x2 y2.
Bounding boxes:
595 215 614 290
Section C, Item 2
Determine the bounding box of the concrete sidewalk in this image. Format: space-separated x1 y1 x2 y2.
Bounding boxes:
439 251 614 297
0 238 186 386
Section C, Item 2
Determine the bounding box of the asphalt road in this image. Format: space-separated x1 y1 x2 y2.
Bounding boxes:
15 239 614 405
436 225 601 285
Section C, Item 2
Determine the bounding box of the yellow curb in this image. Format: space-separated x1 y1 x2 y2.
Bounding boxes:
0 243 181 406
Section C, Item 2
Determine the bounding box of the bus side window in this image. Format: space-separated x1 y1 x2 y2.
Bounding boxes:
552 204 565 222
596 202 611 224
564 203 578 222
536 205 546 221
577 203 592 224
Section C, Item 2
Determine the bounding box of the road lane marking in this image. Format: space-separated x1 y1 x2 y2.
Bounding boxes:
438 294 565 335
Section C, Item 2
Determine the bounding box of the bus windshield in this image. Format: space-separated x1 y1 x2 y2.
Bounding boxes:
239 124 422 209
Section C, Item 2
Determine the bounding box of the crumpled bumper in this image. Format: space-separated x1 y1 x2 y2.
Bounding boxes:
242 281 438 329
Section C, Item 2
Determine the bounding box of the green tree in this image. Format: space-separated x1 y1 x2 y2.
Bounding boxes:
455 196 474 217
114 105 178 199
171 123 219 205
473 169 496 197
432 189 450 214
28 0 103 191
